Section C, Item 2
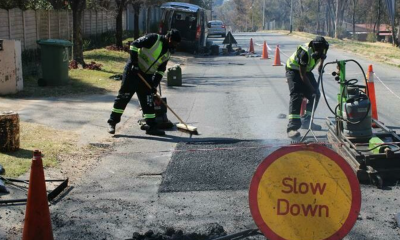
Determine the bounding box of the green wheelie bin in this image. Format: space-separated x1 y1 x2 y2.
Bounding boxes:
37 39 73 86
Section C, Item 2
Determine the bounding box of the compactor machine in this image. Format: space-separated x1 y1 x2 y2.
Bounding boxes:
323 60 400 188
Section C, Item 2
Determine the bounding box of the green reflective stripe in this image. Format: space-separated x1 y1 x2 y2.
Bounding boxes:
130 46 138 52
144 113 156 119
156 71 164 76
288 114 301 119
112 108 124 114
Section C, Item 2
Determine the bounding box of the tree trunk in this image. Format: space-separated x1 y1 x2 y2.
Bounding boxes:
133 4 140 39
146 6 151 33
397 17 400 46
352 0 356 40
377 0 381 38
327 0 336 37
116 2 124 48
71 0 86 66
317 0 320 33
334 0 339 38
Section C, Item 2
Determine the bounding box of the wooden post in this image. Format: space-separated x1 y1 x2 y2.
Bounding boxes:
0 112 20 152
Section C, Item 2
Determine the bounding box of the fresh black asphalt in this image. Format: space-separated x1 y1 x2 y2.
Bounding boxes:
160 139 287 192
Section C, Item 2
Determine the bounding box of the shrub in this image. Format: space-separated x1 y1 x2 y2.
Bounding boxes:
367 32 377 42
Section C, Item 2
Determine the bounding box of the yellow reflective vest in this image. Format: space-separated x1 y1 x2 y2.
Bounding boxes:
136 35 170 74
286 45 319 72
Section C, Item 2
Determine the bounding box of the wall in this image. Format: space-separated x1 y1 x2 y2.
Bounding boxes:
0 8 125 50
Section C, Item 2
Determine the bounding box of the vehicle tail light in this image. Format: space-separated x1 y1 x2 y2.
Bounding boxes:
222 25 226 28
196 25 201 40
159 22 163 34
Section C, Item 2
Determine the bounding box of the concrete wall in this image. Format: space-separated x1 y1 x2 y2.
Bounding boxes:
0 40 23 95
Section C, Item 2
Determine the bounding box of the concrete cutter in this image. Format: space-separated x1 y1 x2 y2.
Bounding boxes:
322 60 400 188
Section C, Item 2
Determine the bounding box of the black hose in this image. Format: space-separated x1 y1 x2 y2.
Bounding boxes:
357 143 400 153
320 60 371 125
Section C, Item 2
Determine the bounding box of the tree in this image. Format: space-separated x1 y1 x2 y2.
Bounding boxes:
115 0 128 48
48 0 68 9
68 0 87 66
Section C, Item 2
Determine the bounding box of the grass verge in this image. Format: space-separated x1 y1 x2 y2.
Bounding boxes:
0 47 129 178
0 122 77 177
6 48 129 99
273 30 400 67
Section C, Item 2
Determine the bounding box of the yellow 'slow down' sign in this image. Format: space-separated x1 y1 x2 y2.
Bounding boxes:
249 144 361 240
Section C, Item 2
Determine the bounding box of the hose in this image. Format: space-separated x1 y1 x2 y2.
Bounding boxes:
320 59 371 125
356 143 400 153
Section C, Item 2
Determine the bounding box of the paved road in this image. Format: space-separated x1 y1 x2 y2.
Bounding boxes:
2 32 400 239
52 33 400 239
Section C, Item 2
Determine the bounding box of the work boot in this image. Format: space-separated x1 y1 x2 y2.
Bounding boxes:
140 124 150 131
287 130 300 138
301 122 322 130
108 122 116 134
146 126 165 136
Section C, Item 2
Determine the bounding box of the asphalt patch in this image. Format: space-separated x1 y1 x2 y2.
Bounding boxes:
159 140 287 192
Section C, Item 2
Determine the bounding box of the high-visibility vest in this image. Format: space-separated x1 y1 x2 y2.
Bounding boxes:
286 45 319 72
137 35 170 74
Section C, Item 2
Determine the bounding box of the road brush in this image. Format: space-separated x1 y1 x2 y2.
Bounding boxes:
137 73 199 135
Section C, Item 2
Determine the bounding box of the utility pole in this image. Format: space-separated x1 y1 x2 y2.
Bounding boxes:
290 0 293 33
335 0 339 39
210 0 212 21
263 0 266 30
251 0 254 31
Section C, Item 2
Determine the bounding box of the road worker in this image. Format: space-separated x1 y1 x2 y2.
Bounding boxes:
107 29 181 136
285 36 329 138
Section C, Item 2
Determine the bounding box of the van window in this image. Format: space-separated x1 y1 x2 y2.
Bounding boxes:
171 12 197 40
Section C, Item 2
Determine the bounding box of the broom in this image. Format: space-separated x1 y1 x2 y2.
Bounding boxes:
137 73 198 135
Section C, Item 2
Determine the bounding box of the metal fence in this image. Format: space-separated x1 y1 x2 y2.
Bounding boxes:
0 8 125 50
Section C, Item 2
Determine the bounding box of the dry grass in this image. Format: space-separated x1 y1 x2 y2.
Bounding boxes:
273 30 400 67
0 122 77 177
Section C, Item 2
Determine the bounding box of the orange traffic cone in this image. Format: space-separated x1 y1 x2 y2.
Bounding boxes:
23 150 54 240
260 41 270 59
300 98 308 117
249 38 255 54
366 65 378 125
273 45 283 66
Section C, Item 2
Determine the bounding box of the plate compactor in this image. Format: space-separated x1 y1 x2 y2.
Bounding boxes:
323 60 400 188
